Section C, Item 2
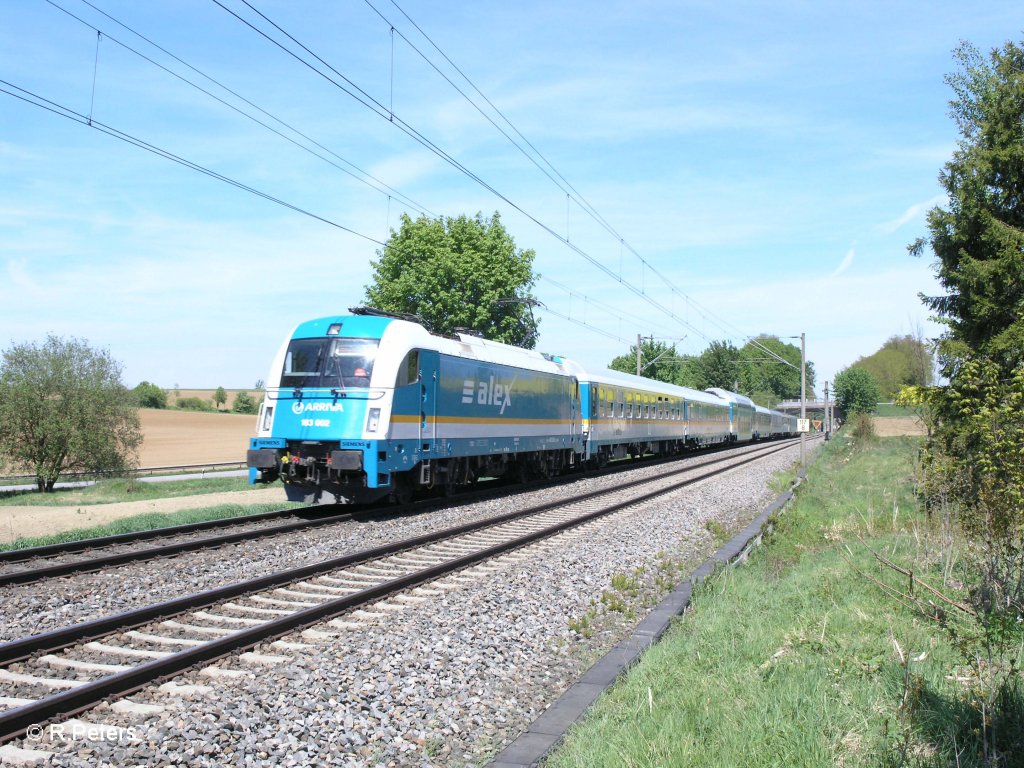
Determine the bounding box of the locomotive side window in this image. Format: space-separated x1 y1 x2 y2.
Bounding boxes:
395 350 420 387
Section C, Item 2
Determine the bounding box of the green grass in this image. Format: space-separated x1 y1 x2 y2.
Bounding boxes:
548 433 994 767
0 475 255 507
873 402 923 418
0 499 302 553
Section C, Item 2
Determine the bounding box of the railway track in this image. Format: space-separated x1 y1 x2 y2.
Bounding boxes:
0 439 789 588
0 506 356 587
0 438 798 746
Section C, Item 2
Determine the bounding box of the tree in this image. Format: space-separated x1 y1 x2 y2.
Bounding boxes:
213 386 227 411
693 340 742 390
833 366 881 416
736 336 813 402
364 212 539 347
0 336 141 492
910 40 1024 376
907 41 1024 758
608 338 681 383
133 381 167 409
851 334 935 400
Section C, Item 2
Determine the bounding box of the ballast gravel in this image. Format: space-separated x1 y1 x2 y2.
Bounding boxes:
8 442 811 766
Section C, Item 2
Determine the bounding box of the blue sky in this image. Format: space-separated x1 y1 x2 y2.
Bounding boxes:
1 1 1021 393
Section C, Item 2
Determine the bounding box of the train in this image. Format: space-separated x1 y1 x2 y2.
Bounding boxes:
246 308 799 504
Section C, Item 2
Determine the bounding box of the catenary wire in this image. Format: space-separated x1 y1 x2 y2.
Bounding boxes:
48 0 434 218
212 0 729 349
371 0 797 367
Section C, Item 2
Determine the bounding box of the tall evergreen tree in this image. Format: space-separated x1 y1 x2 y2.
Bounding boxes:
911 40 1024 375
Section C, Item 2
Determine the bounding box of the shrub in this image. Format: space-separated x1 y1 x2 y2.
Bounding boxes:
233 391 259 415
177 396 213 412
0 336 141 491
850 411 876 443
133 381 167 409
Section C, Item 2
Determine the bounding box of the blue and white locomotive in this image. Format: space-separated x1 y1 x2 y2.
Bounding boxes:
247 308 797 504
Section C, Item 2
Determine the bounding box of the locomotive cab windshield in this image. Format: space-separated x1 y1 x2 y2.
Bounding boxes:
281 337 379 389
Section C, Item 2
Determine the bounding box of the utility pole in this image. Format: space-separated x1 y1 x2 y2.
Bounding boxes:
800 332 806 468
636 334 642 377
823 380 830 441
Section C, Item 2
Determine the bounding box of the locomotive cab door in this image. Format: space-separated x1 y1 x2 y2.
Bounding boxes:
417 350 440 454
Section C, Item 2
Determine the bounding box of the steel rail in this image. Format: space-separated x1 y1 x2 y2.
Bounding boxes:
0 505 316 564
0 440 796 667
0 508 359 586
0 439 798 745
0 438 795 586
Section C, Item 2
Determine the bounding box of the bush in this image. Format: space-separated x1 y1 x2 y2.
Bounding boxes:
177 396 213 412
232 391 260 415
133 381 167 409
0 336 141 491
850 411 876 443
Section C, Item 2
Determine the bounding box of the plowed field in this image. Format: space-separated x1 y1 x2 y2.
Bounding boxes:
139 409 256 467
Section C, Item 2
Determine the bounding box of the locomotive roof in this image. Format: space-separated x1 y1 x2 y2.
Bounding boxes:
292 315 580 377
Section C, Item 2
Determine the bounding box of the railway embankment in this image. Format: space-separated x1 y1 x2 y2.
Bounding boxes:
545 425 993 767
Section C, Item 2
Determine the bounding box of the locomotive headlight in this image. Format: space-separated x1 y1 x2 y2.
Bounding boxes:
366 408 381 433
262 406 274 431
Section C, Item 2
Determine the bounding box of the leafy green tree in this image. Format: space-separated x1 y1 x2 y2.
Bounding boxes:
233 391 259 415
851 334 935 400
609 339 681 383
365 212 539 347
133 381 167 409
0 336 141 492
693 340 742 390
213 386 227 411
833 366 881 416
911 40 1024 375
736 336 813 401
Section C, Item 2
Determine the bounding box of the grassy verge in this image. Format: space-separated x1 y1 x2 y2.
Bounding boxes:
0 476 256 507
548 432 997 767
0 500 302 553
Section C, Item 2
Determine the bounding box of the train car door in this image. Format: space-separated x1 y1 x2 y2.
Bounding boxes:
570 377 579 439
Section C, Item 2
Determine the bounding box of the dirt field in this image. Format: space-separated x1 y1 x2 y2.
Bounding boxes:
139 408 257 467
2 410 268 543
872 416 928 437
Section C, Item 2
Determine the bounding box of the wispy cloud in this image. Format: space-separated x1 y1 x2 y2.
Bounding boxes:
831 247 855 277
879 195 946 234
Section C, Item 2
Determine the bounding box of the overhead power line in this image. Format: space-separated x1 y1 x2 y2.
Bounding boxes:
0 78 386 245
47 0 435 218
349 0 798 365
210 0 732 348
